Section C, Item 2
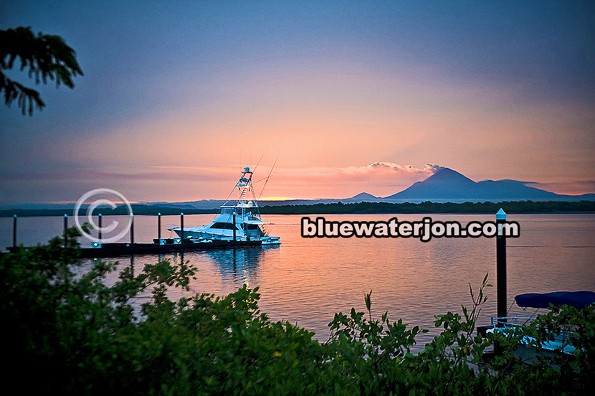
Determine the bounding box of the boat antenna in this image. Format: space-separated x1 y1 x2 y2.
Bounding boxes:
259 154 279 199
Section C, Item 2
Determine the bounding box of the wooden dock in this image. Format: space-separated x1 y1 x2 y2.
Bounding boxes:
6 213 272 258
6 239 264 258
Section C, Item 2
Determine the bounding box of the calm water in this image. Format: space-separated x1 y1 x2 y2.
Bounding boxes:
2 213 594 347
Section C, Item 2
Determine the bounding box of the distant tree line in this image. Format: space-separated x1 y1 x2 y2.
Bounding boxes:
1 201 594 217
260 200 595 215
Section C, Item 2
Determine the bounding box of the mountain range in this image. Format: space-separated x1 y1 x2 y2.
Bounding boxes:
380 167 591 202
156 167 594 208
1 167 593 212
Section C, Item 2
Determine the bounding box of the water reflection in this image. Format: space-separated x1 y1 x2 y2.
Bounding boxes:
105 245 272 292
3 214 593 346
136 246 273 291
202 247 267 284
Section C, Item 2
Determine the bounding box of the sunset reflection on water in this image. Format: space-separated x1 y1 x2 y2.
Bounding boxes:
2 213 594 348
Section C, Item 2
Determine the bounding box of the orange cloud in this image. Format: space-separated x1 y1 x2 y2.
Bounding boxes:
257 162 444 199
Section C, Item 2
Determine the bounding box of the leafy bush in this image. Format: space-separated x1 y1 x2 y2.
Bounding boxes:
1 228 592 395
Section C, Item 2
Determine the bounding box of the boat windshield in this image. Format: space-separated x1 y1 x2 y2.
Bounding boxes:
209 222 239 230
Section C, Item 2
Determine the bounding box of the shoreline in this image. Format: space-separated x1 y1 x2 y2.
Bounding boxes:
1 200 594 217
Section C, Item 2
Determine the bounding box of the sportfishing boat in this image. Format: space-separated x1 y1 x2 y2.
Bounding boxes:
168 166 281 246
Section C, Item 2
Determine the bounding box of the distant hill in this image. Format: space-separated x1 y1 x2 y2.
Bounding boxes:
384 168 593 202
346 192 379 202
146 200 226 210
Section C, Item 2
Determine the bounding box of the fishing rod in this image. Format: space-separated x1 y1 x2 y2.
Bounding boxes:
259 154 279 199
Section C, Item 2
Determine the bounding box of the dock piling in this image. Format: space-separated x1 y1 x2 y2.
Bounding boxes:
496 208 507 326
233 213 237 242
157 213 161 240
12 214 17 248
63 214 68 247
98 214 102 242
130 213 135 244
180 213 184 242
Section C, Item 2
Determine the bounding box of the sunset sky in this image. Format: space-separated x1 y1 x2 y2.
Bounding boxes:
1 1 594 205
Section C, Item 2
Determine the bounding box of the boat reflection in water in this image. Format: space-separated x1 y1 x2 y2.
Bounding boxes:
204 247 268 283
162 244 275 292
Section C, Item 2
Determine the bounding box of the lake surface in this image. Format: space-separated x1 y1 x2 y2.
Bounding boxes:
2 213 594 347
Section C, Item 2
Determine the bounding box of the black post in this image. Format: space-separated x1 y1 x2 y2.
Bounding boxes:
130 214 135 244
496 208 507 326
180 213 184 242
63 214 68 247
157 212 161 240
98 214 102 242
233 213 237 242
12 214 17 248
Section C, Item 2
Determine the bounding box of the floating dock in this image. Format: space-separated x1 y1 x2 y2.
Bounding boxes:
6 239 264 258
6 213 273 258
82 239 263 258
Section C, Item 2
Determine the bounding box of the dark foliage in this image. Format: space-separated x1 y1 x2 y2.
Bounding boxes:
1 229 592 394
0 26 83 115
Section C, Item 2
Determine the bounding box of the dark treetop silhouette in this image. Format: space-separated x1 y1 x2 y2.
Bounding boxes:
0 26 83 115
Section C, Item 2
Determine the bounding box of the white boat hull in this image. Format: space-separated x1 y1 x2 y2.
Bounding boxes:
171 227 280 245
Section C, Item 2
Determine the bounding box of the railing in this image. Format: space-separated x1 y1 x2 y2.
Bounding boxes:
490 315 533 328
489 315 577 355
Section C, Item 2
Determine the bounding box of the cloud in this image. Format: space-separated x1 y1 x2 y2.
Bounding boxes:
265 162 446 198
364 162 445 174
423 163 446 173
337 162 444 178
0 162 449 203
